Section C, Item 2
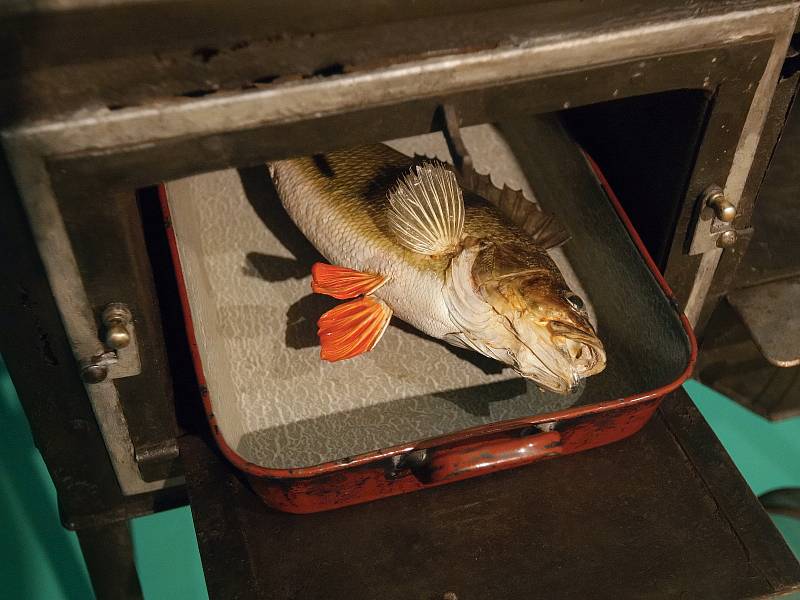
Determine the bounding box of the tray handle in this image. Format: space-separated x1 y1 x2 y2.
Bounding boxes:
416 430 563 484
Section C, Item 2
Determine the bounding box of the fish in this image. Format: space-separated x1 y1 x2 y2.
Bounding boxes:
268 144 606 394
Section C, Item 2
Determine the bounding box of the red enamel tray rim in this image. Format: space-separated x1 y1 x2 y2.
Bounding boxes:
158 150 697 480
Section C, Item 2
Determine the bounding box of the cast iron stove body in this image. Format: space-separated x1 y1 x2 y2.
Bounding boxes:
0 0 798 590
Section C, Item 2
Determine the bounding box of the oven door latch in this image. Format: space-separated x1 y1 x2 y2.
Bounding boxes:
688 184 741 254
81 302 142 383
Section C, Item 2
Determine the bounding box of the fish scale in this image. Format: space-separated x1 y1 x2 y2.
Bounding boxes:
270 145 456 337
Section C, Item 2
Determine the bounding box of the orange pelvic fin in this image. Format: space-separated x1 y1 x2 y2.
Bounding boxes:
311 262 388 299
318 296 392 362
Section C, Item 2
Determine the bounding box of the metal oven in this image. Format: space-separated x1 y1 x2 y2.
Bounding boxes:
1 0 798 589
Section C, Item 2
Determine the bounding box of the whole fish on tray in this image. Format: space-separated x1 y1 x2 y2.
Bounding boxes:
269 144 605 394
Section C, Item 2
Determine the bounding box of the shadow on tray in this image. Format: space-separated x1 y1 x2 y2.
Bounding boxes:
235 377 585 470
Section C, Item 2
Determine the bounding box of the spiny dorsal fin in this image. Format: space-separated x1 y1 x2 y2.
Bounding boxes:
459 166 570 250
387 161 465 256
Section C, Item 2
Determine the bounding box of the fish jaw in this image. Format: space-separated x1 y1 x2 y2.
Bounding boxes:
509 316 605 393
443 243 605 394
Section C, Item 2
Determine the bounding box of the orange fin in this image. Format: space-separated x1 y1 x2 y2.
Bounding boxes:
311 262 388 299
318 296 392 362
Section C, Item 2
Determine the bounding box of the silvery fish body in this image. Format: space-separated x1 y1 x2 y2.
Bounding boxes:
269 144 605 394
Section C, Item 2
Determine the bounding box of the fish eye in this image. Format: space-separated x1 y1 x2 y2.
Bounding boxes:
566 293 585 311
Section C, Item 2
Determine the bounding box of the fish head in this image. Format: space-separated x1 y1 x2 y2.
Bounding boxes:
445 240 606 394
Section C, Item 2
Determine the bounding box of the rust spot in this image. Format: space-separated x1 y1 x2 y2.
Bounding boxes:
311 63 345 77
180 87 218 98
253 74 280 85
38 329 58 366
18 285 58 366
192 46 220 63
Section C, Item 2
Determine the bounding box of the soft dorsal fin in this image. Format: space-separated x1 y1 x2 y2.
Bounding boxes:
459 166 570 249
387 161 465 256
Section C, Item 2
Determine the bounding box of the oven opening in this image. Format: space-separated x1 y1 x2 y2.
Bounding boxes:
137 93 700 470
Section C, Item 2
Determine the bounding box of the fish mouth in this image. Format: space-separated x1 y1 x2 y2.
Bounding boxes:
513 359 578 394
548 321 606 378
507 319 606 394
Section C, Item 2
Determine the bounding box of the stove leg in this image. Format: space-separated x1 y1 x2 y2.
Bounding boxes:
76 521 143 600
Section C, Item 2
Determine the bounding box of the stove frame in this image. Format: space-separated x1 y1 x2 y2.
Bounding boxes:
0 0 797 594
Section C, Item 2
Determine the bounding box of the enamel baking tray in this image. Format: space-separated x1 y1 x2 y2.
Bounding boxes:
161 117 695 513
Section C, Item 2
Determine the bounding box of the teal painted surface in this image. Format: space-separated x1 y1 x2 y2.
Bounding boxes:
0 350 797 598
0 356 208 600
0 356 93 599
131 509 208 600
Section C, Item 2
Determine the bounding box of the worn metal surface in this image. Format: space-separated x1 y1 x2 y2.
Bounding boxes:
0 155 187 527
58 186 182 484
696 301 800 421
728 277 800 367
696 54 800 417
735 70 800 290
696 56 800 333
181 388 800 599
107 323 142 380
76 521 144 600
0 1 791 124
680 5 796 324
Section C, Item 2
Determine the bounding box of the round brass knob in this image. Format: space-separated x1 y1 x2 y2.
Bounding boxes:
101 303 133 350
105 323 131 349
704 186 736 223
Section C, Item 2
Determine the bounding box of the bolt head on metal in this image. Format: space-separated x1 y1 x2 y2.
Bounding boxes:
717 230 737 248
82 363 108 383
704 185 736 223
